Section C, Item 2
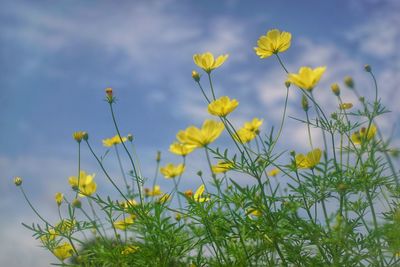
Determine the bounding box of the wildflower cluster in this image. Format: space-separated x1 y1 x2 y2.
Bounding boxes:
16 28 399 266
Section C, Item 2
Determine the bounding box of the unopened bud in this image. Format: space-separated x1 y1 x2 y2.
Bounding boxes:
73 131 85 143
14 176 23 186
344 76 354 89
301 94 309 112
196 170 203 177
105 87 114 103
284 81 291 88
127 134 133 142
331 83 340 96
192 70 200 82
55 192 63 206
364 64 371 72
72 198 82 209
82 132 89 141
156 151 161 162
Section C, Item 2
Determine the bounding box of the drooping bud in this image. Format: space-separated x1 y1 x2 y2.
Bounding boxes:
301 94 309 112
331 83 340 96
192 70 200 82
14 176 23 186
344 76 354 89
364 64 371 72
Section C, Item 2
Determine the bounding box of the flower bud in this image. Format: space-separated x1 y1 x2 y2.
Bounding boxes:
331 83 340 96
192 70 200 82
301 94 309 112
72 198 82 209
73 131 85 143
105 87 114 103
14 176 23 186
175 213 182 221
82 132 89 141
55 192 64 206
127 134 133 142
364 64 371 72
196 170 203 177
284 81 291 88
344 76 354 89
184 190 193 198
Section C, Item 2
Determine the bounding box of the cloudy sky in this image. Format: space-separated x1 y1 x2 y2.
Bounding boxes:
1 0 399 265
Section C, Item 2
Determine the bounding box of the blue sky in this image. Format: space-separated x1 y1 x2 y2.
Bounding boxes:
1 0 399 265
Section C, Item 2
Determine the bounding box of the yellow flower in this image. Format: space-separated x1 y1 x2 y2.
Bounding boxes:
244 118 263 134
73 131 86 142
53 242 74 261
339 103 353 110
295 148 322 169
212 161 233 174
102 135 128 147
351 124 377 145
14 176 22 186
267 168 280 177
119 199 138 210
234 128 257 144
114 215 135 230
254 29 292 58
40 228 57 244
55 192 63 206
169 142 195 156
208 96 239 117
287 66 326 91
194 184 209 203
193 52 229 73
68 170 97 197
184 189 193 198
177 120 224 148
248 208 262 217
55 219 76 234
121 245 139 255
144 185 163 197
160 163 185 179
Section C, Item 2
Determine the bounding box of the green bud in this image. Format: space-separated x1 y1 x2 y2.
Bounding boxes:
364 64 371 72
301 94 309 112
344 76 354 89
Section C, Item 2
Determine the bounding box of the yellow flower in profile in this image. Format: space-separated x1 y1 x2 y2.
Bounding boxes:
55 192 63 206
212 161 233 174
248 208 262 217
160 163 185 179
169 142 195 156
40 228 57 244
208 96 239 117
295 148 322 169
234 127 257 144
267 168 280 177
287 66 327 91
102 135 128 147
121 245 139 255
339 103 353 110
351 124 377 145
114 215 135 230
119 199 138 210
244 118 263 134
53 242 74 261
144 185 163 197
68 170 97 197
254 29 292 59
193 52 229 73
194 184 209 202
177 120 224 148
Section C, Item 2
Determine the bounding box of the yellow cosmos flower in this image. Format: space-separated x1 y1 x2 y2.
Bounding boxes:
121 245 139 255
193 52 229 73
40 228 57 244
169 142 195 156
144 185 163 197
194 184 209 203
114 215 135 230
244 118 263 134
55 192 63 206
68 170 97 197
212 161 233 174
339 103 353 110
267 168 280 177
234 127 257 144
254 29 292 59
287 66 326 91
351 124 377 145
177 120 225 148
295 148 322 169
102 135 128 147
53 242 74 261
160 163 185 179
208 96 239 117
